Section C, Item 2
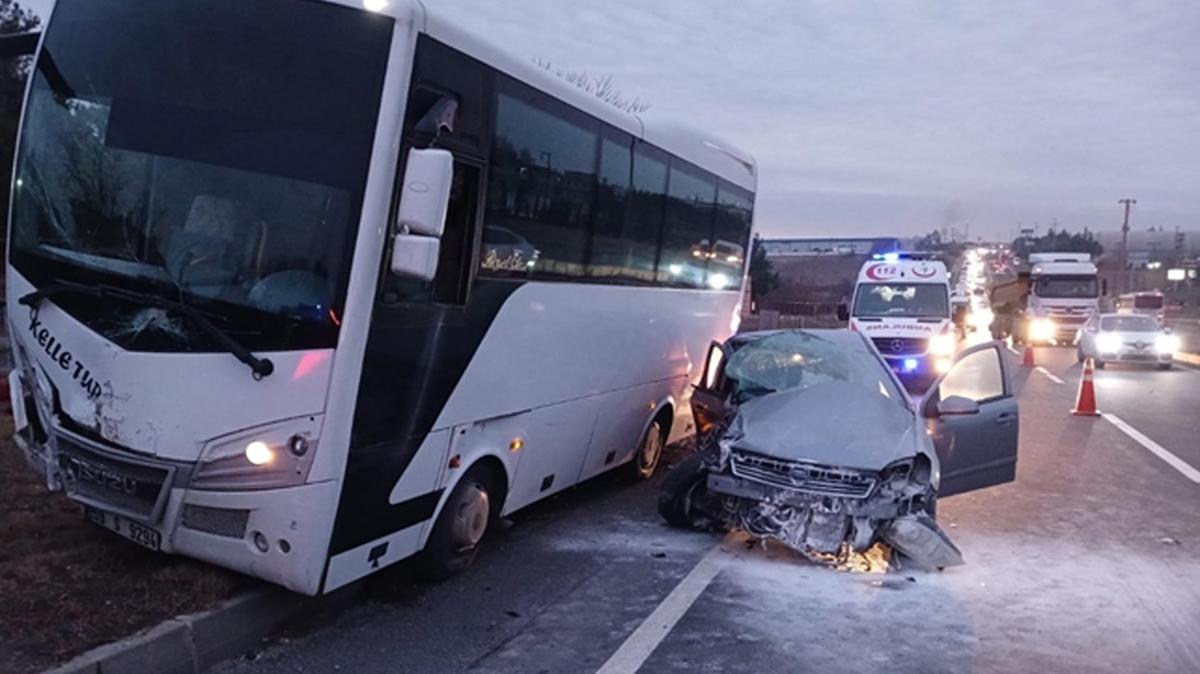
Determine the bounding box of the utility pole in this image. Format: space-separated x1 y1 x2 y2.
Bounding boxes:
1118 198 1136 293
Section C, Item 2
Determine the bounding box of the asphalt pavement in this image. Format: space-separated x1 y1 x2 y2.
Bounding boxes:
216 347 1200 674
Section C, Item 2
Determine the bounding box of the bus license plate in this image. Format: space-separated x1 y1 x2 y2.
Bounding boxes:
85 506 161 552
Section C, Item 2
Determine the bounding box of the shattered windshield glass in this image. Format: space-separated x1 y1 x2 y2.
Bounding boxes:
724 332 904 404
8 0 392 351
852 283 948 318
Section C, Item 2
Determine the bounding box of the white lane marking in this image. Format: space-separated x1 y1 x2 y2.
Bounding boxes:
1103 413 1200 484
1006 345 1021 356
1035 366 1065 384
595 544 731 674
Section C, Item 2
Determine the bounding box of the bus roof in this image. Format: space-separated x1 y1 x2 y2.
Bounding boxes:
373 0 758 191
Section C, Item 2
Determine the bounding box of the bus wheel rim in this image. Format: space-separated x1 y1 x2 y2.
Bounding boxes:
451 482 490 551
640 430 663 471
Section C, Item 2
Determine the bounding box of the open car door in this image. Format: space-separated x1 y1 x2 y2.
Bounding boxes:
690 341 732 443
920 341 1019 498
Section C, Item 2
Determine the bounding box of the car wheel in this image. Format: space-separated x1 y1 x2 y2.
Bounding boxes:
1157 362 1172 371
627 420 665 481
1094 360 1106 370
658 453 718 531
418 465 499 581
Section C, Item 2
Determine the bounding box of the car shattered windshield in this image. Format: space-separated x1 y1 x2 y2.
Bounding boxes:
8 0 392 351
724 332 904 404
852 283 948 318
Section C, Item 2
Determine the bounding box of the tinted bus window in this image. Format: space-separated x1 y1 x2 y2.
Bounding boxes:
590 131 642 282
659 161 716 288
625 143 668 284
711 181 753 290
484 88 597 278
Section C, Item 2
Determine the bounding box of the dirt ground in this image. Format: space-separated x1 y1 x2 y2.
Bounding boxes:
0 415 247 673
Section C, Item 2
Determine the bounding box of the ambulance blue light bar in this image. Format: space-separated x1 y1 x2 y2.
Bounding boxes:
872 251 940 262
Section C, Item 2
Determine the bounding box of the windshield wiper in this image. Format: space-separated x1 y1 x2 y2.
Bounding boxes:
19 280 275 379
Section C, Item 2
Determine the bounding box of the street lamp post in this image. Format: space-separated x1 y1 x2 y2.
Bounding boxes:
1118 198 1136 293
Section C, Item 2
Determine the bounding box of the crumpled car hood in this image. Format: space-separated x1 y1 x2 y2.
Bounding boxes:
728 380 918 471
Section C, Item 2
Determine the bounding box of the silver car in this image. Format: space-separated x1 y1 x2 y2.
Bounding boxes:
1074 313 1178 370
659 330 1020 570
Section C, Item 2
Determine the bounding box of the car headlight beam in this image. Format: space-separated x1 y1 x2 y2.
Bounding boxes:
1096 333 1122 353
1156 334 1180 354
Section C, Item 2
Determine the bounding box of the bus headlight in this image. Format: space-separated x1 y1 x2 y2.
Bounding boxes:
1096 333 1122 354
929 334 956 357
192 415 323 491
1029 318 1055 343
1156 334 1180 355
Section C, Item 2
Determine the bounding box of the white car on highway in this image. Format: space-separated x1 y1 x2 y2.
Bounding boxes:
1075 313 1179 370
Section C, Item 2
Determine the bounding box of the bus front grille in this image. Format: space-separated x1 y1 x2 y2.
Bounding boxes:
182 505 250 539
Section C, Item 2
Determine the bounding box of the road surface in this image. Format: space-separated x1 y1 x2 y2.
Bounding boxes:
216 348 1200 674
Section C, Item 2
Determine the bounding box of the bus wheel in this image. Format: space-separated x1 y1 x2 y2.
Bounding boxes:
627 420 665 481
419 466 497 580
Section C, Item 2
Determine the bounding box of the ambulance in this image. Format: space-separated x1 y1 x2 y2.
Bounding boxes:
838 253 957 387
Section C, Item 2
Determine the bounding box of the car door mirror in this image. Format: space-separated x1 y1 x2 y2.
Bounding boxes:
396 148 453 237
837 303 850 322
935 395 980 417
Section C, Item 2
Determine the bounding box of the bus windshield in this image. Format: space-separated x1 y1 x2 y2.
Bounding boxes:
9 0 392 352
852 283 948 318
1033 275 1099 299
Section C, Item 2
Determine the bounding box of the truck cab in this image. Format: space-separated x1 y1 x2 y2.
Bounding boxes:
1024 253 1099 344
839 253 956 389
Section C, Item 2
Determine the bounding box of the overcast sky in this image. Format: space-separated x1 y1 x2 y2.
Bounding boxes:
18 0 1200 240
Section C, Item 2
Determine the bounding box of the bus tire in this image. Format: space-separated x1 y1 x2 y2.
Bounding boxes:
418 465 499 581
658 453 717 531
627 420 665 481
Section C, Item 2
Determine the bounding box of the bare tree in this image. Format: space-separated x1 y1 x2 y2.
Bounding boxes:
533 57 651 114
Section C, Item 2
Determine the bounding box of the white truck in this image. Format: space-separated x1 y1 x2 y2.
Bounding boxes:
838 253 959 388
1021 253 1100 344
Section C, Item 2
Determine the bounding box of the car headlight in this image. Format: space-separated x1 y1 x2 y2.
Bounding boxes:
1029 318 1055 342
191 415 323 491
929 333 956 356
1156 334 1180 354
1096 333 1122 353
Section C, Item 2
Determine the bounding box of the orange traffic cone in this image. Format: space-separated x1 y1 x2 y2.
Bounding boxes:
1022 343 1035 367
1071 358 1100 416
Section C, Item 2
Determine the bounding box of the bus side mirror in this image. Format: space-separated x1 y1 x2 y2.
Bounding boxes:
390 234 440 280
391 149 453 281
396 148 453 237
837 304 850 322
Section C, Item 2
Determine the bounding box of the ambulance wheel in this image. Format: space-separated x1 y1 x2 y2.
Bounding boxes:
419 465 500 581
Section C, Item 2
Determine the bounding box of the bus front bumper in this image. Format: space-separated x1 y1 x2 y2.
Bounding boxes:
10 375 334 595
